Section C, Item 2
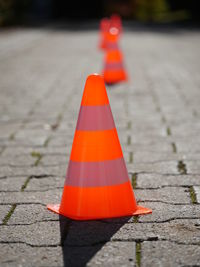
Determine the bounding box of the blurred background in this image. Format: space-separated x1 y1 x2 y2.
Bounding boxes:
0 0 200 27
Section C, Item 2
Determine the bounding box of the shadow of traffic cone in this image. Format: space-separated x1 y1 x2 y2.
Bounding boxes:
103 49 128 84
47 74 152 220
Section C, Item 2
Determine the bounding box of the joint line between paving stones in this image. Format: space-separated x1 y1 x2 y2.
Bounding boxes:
2 204 17 225
189 186 198 204
21 176 32 192
136 242 141 267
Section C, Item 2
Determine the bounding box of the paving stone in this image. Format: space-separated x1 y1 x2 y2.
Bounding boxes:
0 205 12 224
64 220 131 246
136 173 200 188
114 219 200 244
175 137 200 153
135 187 190 204
0 243 63 267
25 176 64 191
48 135 74 147
194 186 200 203
0 189 62 205
128 161 179 175
0 221 60 246
2 146 67 157
124 143 172 153
7 129 48 146
0 154 35 167
0 242 134 267
137 202 200 222
185 160 200 174
0 123 21 138
0 165 66 178
40 155 69 166
87 241 136 267
141 241 200 267
0 176 27 191
130 151 182 163
65 219 200 245
8 204 58 225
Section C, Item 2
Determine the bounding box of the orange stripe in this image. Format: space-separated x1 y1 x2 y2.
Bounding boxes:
70 129 123 162
59 181 137 220
81 74 109 106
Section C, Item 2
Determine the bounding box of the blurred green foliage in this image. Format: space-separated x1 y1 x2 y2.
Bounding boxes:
0 0 29 26
135 0 169 22
134 0 189 22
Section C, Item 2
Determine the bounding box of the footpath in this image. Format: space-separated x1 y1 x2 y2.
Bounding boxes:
0 25 200 266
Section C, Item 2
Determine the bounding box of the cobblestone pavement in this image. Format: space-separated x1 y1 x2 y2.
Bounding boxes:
0 24 200 267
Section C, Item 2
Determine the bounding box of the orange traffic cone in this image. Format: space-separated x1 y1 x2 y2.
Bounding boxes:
104 27 120 51
103 49 128 84
47 74 152 220
110 14 122 33
99 18 110 50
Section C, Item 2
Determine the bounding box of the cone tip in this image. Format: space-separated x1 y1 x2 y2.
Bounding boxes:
87 73 102 81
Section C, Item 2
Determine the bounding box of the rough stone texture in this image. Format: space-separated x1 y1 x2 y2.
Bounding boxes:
137 202 200 223
0 243 64 267
0 205 12 224
0 24 200 266
0 177 27 191
0 189 62 204
141 241 200 267
0 221 61 246
135 187 191 204
87 241 136 267
136 173 200 188
128 161 179 175
8 204 59 225
194 186 200 203
25 176 64 191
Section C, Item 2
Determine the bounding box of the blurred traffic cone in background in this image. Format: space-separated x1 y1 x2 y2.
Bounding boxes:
104 27 120 51
47 74 152 220
99 18 110 50
103 49 128 84
110 14 122 33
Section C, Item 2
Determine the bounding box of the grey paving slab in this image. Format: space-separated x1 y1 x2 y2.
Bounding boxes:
137 202 200 222
136 173 200 188
0 243 63 267
113 219 200 245
8 204 58 225
64 219 200 246
0 205 12 224
87 241 136 267
40 155 69 166
0 165 66 178
0 154 35 167
128 161 179 175
25 176 64 191
141 241 200 267
185 160 200 175
130 151 182 163
0 176 27 191
0 189 62 204
135 187 190 204
0 221 61 246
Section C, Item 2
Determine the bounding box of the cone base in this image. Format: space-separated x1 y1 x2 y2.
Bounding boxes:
47 204 152 221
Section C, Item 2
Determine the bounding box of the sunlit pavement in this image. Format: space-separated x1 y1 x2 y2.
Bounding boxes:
0 24 200 266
